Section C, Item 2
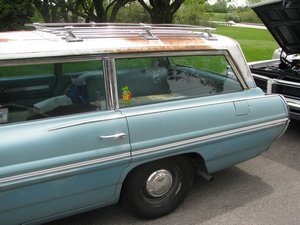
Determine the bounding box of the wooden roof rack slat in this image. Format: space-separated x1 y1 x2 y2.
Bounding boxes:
27 23 217 42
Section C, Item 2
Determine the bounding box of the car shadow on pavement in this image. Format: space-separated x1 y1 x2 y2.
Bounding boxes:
262 119 300 172
46 167 273 225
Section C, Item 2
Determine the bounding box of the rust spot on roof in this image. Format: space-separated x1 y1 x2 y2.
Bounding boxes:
115 37 213 53
125 37 207 44
159 37 206 45
0 38 9 42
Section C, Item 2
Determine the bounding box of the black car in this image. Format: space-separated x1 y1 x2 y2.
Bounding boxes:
249 0 300 120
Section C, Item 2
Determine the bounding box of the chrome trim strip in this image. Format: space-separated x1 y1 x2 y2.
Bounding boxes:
276 119 290 141
285 97 300 109
0 118 288 185
253 73 300 88
225 54 248 89
124 94 281 118
0 55 108 67
132 118 289 157
103 57 114 110
111 50 228 59
288 102 300 109
48 114 125 131
0 50 225 66
49 95 276 131
253 74 300 109
279 94 290 115
0 152 130 185
110 58 120 109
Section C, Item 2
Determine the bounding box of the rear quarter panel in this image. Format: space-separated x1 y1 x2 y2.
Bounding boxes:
120 88 288 174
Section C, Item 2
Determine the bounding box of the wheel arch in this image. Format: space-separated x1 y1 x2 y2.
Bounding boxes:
116 152 208 202
119 153 200 218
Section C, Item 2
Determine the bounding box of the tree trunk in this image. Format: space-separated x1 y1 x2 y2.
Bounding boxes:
93 0 107 22
150 10 174 24
34 0 51 23
138 0 184 24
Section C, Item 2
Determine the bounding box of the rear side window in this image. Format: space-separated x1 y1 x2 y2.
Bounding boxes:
0 64 54 78
115 55 243 108
0 60 106 124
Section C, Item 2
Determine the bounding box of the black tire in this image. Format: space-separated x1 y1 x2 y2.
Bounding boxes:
121 156 194 219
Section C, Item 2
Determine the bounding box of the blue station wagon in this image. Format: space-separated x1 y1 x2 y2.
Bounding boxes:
0 23 289 225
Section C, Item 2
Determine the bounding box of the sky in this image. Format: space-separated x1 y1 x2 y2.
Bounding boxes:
207 0 247 7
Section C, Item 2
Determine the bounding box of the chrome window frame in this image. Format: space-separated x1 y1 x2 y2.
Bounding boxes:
110 50 248 110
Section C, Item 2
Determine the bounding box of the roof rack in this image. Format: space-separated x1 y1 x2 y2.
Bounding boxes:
28 23 217 42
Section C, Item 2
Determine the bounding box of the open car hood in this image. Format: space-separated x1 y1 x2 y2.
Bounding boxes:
251 0 300 54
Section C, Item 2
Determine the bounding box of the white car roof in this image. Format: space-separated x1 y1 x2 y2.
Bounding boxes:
0 24 238 60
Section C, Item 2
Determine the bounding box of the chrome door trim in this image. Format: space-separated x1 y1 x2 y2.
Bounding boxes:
109 58 120 110
253 73 300 94
123 94 282 118
112 50 229 59
103 57 115 110
48 114 125 131
131 118 289 157
0 119 289 186
225 53 248 88
0 152 131 186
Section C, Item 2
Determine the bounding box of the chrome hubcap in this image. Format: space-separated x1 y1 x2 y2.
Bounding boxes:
146 169 173 198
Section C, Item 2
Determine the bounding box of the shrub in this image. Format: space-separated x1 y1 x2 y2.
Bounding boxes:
226 14 241 23
175 2 212 25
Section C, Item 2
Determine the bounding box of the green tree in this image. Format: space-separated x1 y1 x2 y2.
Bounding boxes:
137 0 185 23
0 0 35 31
175 0 212 25
33 0 134 23
237 7 261 23
33 0 74 22
116 1 150 23
210 0 228 13
70 0 134 22
246 0 263 5
184 0 206 4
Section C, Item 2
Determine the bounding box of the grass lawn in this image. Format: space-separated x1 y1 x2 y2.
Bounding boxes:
210 13 228 22
214 25 279 62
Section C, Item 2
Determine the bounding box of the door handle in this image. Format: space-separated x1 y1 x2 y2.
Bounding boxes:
99 132 127 139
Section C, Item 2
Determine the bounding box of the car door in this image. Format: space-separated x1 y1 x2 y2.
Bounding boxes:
0 59 131 225
114 53 288 172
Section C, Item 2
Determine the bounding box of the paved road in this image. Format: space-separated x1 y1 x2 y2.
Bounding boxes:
47 120 300 225
234 23 267 30
212 21 267 30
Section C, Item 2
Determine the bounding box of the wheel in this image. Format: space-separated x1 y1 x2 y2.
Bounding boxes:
121 156 194 219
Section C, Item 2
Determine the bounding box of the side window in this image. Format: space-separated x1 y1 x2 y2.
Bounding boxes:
0 64 54 78
115 55 243 108
0 60 106 124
